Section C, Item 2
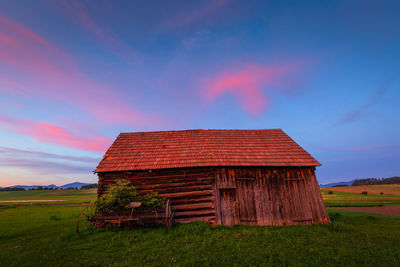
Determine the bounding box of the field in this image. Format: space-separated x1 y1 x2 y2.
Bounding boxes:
321 184 400 207
0 186 400 266
323 184 400 195
0 189 97 204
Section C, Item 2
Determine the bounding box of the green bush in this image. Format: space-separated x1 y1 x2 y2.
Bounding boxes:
95 180 137 212
95 179 165 212
328 190 334 194
138 193 165 208
362 191 368 195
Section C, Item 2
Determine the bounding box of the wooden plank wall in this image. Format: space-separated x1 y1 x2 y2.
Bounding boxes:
97 166 329 226
97 168 217 224
215 167 329 226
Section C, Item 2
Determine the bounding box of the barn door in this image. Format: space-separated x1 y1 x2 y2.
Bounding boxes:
286 178 313 224
236 178 257 224
219 189 237 226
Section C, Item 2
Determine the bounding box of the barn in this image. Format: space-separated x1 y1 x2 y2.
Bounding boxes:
95 129 329 226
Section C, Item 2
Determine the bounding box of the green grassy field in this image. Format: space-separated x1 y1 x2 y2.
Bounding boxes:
0 204 399 266
1 187 400 266
0 189 97 204
321 189 400 207
2 186 399 207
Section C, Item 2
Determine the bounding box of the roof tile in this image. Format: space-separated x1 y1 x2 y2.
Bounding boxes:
95 129 321 172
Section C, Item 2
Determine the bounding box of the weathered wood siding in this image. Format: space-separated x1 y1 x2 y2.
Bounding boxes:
97 166 328 226
98 168 217 224
215 167 328 226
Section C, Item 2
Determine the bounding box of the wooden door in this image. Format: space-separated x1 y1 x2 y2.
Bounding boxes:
236 178 257 224
219 188 237 226
286 178 313 224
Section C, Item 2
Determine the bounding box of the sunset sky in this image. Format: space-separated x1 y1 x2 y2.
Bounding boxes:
0 0 399 187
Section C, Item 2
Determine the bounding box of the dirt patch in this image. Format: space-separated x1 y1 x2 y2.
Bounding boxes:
322 184 400 195
0 200 65 203
334 206 400 216
33 202 91 206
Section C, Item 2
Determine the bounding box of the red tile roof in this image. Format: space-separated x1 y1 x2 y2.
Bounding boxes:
95 129 321 172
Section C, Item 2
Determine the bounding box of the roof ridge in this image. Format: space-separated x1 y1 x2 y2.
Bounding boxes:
119 128 283 135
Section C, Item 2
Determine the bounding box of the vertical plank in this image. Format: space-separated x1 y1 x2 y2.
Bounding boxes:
215 170 221 224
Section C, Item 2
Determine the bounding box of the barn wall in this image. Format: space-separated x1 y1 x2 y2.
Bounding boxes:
97 166 328 226
215 167 329 226
97 168 217 224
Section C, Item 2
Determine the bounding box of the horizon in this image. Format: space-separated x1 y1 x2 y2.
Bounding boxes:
2 176 399 188
1 0 399 187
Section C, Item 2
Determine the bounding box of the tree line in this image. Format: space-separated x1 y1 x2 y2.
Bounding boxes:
352 176 400 186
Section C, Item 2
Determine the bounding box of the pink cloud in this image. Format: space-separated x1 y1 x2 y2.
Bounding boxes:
0 15 55 51
0 78 31 95
202 63 302 115
0 14 73 70
0 13 160 127
0 114 112 152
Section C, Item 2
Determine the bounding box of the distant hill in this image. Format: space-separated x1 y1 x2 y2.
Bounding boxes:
352 177 400 186
1 182 91 190
321 176 400 187
320 179 356 187
58 182 90 190
9 185 38 190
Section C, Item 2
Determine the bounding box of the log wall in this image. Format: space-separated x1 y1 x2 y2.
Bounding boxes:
97 166 329 226
97 168 217 224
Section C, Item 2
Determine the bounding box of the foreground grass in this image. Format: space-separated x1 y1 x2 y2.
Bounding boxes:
0 205 399 266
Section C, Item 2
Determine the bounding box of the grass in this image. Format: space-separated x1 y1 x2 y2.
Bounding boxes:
0 189 97 204
321 186 400 207
322 184 400 195
0 205 399 266
321 190 400 207
1 186 399 266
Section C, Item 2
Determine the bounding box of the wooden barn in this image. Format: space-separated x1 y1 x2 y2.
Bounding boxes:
95 129 329 226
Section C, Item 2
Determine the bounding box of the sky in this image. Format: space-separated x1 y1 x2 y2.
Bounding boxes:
0 0 399 187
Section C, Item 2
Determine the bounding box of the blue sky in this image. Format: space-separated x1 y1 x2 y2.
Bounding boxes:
0 0 399 186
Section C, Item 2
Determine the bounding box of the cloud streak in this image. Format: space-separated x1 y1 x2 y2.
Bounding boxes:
311 142 400 153
0 13 160 127
0 157 92 174
53 0 144 65
201 62 302 115
335 77 396 126
161 0 228 30
0 115 112 152
0 146 98 187
0 146 99 163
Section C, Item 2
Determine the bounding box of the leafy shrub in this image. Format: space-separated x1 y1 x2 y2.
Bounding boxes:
137 193 165 208
95 180 137 212
361 191 368 195
380 192 384 195
328 190 334 194
95 179 165 212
